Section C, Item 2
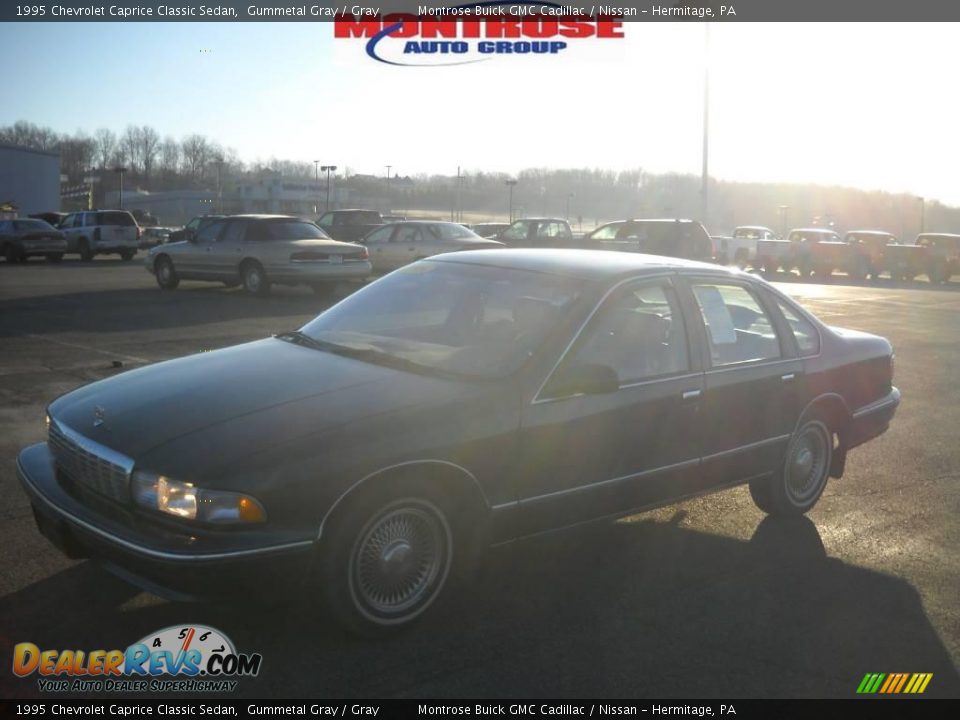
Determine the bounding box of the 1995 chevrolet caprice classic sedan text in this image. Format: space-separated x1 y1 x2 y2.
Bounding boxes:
18 250 900 633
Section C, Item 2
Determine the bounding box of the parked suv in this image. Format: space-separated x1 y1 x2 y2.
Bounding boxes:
58 210 140 261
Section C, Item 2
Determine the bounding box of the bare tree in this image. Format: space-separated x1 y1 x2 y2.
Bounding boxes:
181 134 210 181
121 125 145 173
58 133 96 181
139 125 161 182
159 136 181 178
92 128 116 170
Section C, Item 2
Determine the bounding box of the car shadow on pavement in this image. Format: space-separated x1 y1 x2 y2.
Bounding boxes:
1 513 957 699
0 285 357 339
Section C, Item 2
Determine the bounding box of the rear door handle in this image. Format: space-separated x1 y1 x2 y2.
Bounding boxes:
682 389 702 400
781 373 796 382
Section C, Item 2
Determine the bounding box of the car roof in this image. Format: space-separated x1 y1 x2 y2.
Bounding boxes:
917 232 960 239
513 217 566 223
429 248 740 281
791 227 838 233
226 214 307 220
735 225 774 230
846 230 895 236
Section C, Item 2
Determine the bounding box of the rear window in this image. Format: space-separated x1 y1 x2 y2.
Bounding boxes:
97 211 136 227
250 221 330 241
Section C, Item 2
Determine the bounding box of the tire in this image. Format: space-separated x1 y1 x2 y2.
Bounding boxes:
751 418 833 516
78 239 93 262
928 259 948 284
155 256 180 290
45 253 63 264
320 484 457 635
734 249 749 270
241 261 270 296
4 243 21 264
119 250 135 262
847 256 869 281
311 282 338 299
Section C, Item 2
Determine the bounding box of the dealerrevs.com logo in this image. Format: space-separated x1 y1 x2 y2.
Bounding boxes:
335 2 626 66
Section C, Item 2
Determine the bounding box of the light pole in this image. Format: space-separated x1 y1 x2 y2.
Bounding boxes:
700 23 710 226
313 160 320 214
113 166 127 209
918 196 925 234
505 179 518 223
321 166 337 212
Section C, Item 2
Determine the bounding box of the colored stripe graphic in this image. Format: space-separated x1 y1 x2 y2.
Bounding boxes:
857 672 933 694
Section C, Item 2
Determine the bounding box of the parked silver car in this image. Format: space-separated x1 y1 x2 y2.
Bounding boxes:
361 221 503 273
145 215 371 296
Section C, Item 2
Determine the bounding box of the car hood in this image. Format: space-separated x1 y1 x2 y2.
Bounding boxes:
48 338 470 463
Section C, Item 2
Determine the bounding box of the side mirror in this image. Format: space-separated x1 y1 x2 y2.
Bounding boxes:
186 230 198 243
548 364 620 397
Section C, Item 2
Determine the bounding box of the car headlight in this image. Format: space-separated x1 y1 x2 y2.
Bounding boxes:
131 471 266 524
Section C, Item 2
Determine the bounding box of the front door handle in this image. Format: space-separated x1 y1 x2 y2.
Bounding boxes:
682 389 702 400
781 373 796 382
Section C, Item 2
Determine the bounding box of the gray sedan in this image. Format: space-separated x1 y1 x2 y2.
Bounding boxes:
145 214 371 296
0 218 67 263
361 221 503 273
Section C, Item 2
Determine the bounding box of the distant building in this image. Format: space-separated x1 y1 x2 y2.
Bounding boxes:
235 175 349 216
104 190 221 227
0 144 61 216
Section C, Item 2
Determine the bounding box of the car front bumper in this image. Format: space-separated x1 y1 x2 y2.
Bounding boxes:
847 386 901 450
17 442 316 601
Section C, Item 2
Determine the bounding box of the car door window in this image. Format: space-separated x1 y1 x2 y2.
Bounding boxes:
196 221 225 243
501 222 529 242
772 295 820 357
364 226 393 245
221 221 246 244
562 281 689 386
394 225 422 244
692 283 781 366
317 213 333 229
590 223 620 241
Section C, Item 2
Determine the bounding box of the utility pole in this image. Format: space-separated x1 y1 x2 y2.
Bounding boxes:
215 157 224 213
919 197 925 234
113 166 127 209
313 160 320 215
322 166 337 212
700 23 710 227
506 179 518 223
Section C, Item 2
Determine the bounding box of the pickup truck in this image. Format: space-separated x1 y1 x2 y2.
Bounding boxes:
316 209 384 243
581 218 714 262
916 232 960 283
493 217 576 248
757 228 844 277
716 225 779 268
843 230 899 280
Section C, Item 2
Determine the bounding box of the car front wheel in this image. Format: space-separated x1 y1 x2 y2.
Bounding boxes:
321 489 455 635
155 256 180 290
241 261 270 296
750 419 833 516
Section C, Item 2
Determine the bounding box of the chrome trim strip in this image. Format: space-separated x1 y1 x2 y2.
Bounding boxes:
19 454 313 562
317 459 491 540
703 357 797 375
519 458 701 505
531 272 685 405
701 434 791 463
50 418 135 476
852 387 901 420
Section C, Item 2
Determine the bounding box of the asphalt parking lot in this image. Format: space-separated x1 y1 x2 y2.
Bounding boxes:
1 259 958 699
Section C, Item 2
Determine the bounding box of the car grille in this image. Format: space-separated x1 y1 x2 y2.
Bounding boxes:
48 421 133 504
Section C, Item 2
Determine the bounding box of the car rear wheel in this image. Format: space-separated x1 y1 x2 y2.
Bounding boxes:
241 261 270 296
734 249 749 270
751 419 833 516
928 259 948 284
119 250 135 262
321 487 456 636
155 256 179 290
4 244 21 263
78 239 93 262
45 253 63 264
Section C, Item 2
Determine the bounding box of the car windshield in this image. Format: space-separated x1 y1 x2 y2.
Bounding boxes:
262 221 330 240
298 260 586 378
428 223 478 240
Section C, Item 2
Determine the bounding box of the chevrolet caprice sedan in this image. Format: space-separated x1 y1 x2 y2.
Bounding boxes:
145 214 371 296
19 250 899 633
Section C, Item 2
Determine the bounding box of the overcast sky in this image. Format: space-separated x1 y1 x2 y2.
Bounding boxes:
2 21 958 204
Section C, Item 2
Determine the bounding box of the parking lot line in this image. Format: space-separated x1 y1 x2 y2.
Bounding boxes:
25 333 150 365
